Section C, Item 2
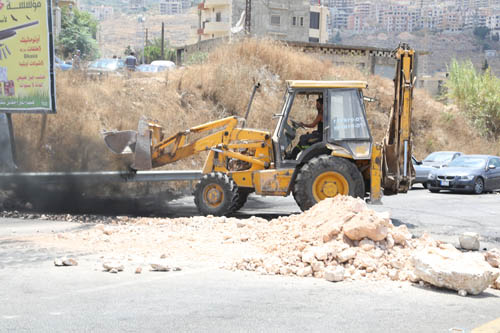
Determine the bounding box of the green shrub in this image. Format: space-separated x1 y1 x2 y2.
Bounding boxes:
446 60 500 138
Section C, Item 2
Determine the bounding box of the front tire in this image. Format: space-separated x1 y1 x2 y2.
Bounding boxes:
473 177 484 194
194 173 239 216
293 155 365 212
234 188 253 211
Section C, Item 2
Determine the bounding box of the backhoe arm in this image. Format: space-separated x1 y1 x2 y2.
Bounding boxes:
381 43 415 195
151 117 240 167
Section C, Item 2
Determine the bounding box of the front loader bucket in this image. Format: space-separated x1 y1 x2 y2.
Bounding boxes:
132 117 153 171
103 117 153 171
103 130 137 154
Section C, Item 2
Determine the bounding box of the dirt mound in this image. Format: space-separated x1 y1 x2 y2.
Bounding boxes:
22 196 500 292
231 196 421 281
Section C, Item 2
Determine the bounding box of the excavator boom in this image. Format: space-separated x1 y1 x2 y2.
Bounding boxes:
381 43 415 195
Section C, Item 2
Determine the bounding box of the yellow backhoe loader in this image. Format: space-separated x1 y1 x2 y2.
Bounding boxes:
104 44 415 216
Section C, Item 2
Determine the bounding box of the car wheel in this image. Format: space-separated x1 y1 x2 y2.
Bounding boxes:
473 177 484 194
423 182 429 189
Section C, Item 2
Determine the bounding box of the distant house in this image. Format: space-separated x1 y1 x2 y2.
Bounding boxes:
88 5 114 21
485 49 497 58
197 0 329 43
129 0 146 12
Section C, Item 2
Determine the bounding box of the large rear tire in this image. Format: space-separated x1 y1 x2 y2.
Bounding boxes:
293 155 365 212
194 173 239 216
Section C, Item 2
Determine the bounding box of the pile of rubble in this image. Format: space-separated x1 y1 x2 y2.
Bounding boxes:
21 196 500 295
229 197 500 295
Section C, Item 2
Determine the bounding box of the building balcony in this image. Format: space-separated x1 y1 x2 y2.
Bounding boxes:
199 0 230 9
200 21 230 34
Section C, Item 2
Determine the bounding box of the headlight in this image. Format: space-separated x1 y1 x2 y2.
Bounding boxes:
458 175 475 180
428 173 436 180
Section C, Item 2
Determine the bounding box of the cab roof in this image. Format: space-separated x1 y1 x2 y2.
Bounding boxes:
287 80 368 89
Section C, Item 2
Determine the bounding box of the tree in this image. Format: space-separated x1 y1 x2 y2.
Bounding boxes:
143 38 176 63
473 26 490 40
57 8 100 60
124 45 134 56
493 33 500 42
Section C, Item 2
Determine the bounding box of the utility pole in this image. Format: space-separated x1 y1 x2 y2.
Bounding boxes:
245 0 251 34
161 22 165 60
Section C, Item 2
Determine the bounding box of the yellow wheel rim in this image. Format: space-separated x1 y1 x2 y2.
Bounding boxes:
203 184 224 208
312 171 349 202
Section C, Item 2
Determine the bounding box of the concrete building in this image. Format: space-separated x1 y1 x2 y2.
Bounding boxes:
197 0 328 43
129 0 146 12
160 0 183 14
310 5 330 42
88 5 114 21
159 0 192 14
330 7 350 29
231 0 311 41
198 0 232 40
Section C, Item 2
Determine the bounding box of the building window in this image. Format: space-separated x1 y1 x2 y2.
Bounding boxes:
292 16 297 26
310 12 320 29
309 37 319 43
300 16 304 27
271 15 280 26
216 12 221 22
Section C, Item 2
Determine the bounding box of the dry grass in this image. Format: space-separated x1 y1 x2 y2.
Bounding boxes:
12 38 499 174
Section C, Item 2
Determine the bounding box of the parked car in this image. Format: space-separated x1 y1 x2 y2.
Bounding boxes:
150 60 176 70
55 56 72 71
427 155 500 194
87 58 125 77
136 64 168 73
411 151 463 188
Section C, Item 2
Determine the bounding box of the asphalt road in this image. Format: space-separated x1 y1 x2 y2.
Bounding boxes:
0 188 500 332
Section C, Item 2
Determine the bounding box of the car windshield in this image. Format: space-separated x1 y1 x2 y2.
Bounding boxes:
89 59 124 70
424 152 455 162
448 157 486 168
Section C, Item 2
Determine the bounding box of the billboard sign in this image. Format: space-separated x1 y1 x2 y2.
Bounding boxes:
0 0 56 113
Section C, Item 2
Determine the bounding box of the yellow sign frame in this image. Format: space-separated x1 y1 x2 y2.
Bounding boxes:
0 0 56 113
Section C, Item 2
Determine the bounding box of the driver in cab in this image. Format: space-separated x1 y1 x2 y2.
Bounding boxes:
287 97 324 160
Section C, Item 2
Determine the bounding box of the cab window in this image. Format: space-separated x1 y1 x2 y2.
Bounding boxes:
328 89 370 141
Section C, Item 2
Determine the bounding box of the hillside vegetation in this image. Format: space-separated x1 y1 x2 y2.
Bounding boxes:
12 39 499 173
447 60 500 139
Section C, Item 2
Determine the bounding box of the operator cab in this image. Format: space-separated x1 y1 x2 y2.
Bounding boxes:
272 80 372 168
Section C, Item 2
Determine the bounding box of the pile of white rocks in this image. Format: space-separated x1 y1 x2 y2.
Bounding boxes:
231 196 500 295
